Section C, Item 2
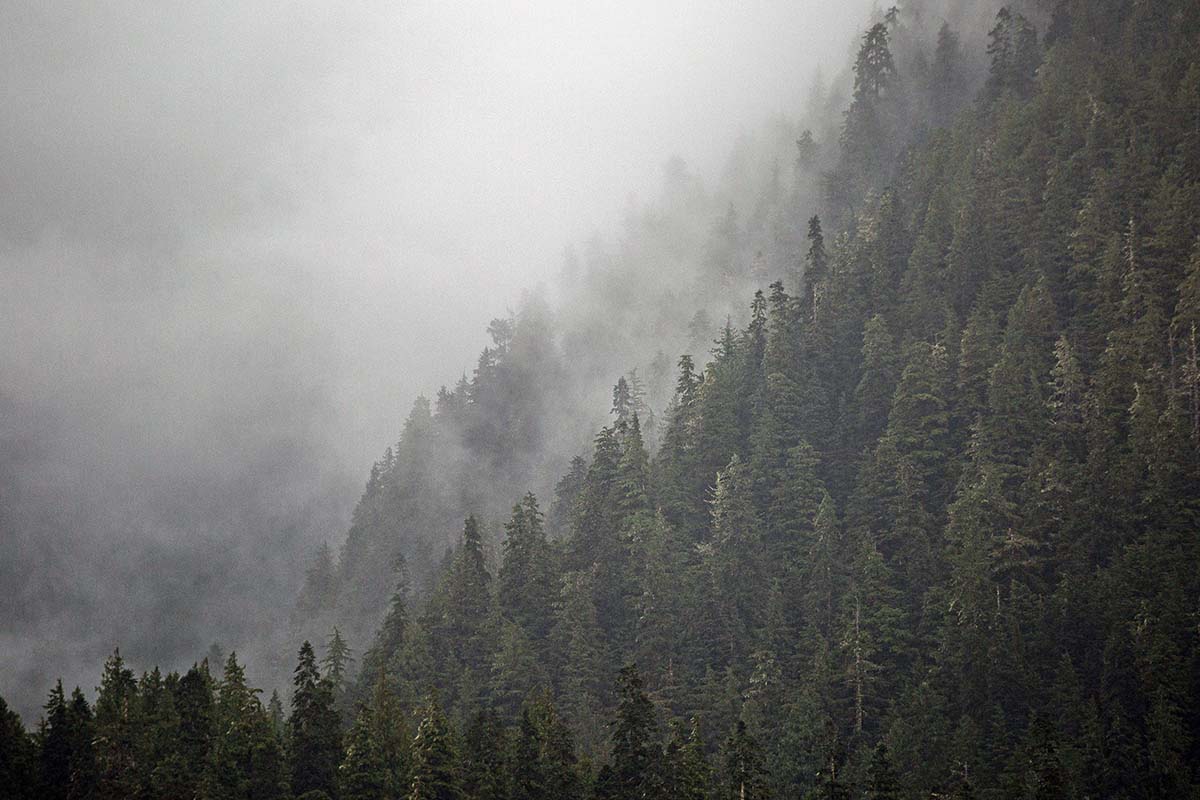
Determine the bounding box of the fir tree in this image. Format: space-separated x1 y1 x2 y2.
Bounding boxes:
722 720 769 800
408 695 462 800
289 641 342 799
339 706 389 800
497 493 556 643
93 649 139 800
606 665 663 800
0 695 36 800
865 742 900 800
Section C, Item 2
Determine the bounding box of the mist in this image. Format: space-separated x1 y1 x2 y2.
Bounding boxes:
0 0 879 719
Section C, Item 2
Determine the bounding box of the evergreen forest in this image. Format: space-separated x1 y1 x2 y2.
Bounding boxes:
4 1 1200 798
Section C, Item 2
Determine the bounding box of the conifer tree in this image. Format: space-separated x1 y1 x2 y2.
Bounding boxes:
497 493 556 643
707 456 767 663
510 707 547 800
529 693 583 800
866 742 899 800
0 695 36 800
323 628 355 723
39 680 73 800
834 24 897 210
93 649 139 800
66 686 98 800
339 706 388 800
209 653 287 800
883 341 953 508
289 641 342 799
985 8 1040 100
607 665 663 800
136 667 187 800
462 710 506 800
175 662 215 797
613 377 634 423
854 314 900 446
358 565 410 697
722 720 769 800
554 568 609 755
445 515 493 685
490 620 550 720
408 695 462 800
804 217 828 316
663 719 710 800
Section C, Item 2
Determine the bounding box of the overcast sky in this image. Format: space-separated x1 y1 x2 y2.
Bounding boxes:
0 0 874 716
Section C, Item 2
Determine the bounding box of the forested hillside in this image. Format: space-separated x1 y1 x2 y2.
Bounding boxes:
4 0 1200 798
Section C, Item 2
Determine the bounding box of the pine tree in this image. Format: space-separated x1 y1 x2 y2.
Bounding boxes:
408 695 462 800
210 653 287 800
490 620 550 720
39 681 73 800
804 217 829 317
0 694 36 800
553 567 609 755
462 710 506 800
93 649 139 800
323 628 355 722
66 687 98 800
814 734 850 800
854 314 900 446
613 377 634 423
136 667 187 800
834 24 897 211
497 493 556 644
510 707 547 800
662 719 710 800
289 641 342 799
722 720 769 800
865 742 899 800
529 694 583 800
883 341 953 509
986 8 1040 100
174 662 214 798
339 706 389 800
358 556 411 698
368 669 411 799
707 456 767 663
606 665 663 800
445 515 493 685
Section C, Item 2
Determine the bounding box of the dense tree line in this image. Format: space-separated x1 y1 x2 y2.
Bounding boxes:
5 0 1200 797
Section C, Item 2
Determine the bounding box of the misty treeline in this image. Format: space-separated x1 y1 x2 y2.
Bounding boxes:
5 0 1200 798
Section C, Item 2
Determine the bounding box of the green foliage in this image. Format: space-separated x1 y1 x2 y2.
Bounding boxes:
289 641 343 799
8 4 1200 800
605 665 663 800
408 695 462 800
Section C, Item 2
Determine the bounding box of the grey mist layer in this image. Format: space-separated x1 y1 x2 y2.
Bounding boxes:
0 0 896 719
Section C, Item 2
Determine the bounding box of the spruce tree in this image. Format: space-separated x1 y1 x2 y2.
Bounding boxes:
865 742 899 800
722 720 769 800
462 710 506 800
408 695 462 800
510 707 547 800
174 662 214 797
93 649 139 800
289 641 342 799
497 493 556 643
0 694 36 800
663 718 710 800
339 706 388 800
607 665 663 800
39 681 73 800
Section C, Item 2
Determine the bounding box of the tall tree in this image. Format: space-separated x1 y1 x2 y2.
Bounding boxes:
605 665 663 800
93 649 139 800
289 641 342 799
408 695 462 800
